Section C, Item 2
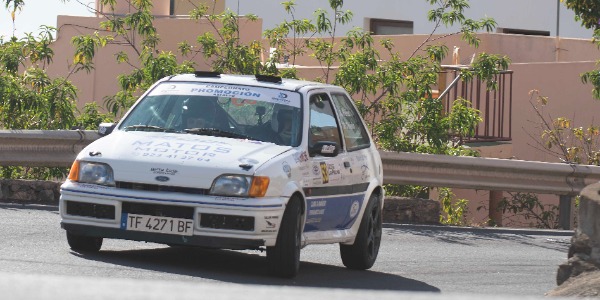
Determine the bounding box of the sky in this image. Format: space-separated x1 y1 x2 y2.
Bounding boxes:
0 0 94 39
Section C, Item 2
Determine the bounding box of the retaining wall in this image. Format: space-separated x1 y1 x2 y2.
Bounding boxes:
0 179 61 205
557 182 600 285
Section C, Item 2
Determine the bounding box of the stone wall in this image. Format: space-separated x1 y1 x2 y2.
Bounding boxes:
556 182 600 286
382 196 440 224
0 179 61 205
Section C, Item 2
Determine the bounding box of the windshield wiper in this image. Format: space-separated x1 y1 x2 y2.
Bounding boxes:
123 125 178 133
184 128 254 140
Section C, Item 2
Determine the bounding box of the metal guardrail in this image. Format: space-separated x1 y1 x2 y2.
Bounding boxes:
0 130 100 167
2 130 600 194
3 130 600 229
380 151 600 196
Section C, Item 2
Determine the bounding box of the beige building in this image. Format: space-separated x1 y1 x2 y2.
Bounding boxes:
46 0 600 227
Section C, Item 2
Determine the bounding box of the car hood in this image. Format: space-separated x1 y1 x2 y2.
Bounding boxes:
79 131 291 188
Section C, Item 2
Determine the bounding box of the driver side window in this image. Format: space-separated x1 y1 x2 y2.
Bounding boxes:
309 94 342 149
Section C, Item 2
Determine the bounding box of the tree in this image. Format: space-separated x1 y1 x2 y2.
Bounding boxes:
2 0 510 187
562 0 600 99
264 0 509 157
0 0 113 179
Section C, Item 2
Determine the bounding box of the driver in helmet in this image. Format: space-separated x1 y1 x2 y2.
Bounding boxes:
275 108 293 145
182 97 218 129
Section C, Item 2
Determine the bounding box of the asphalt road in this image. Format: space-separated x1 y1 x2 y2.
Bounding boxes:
0 203 573 299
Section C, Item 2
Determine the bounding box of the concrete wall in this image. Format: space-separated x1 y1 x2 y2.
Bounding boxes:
230 0 594 39
50 14 263 109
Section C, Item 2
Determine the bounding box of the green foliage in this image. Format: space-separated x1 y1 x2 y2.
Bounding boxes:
72 0 196 116
384 184 429 199
562 0 600 31
263 0 505 200
521 89 598 229
1 166 68 180
438 187 469 225
196 10 267 75
0 27 78 130
448 98 483 142
264 0 508 157
75 102 114 130
497 192 559 229
0 9 108 180
581 69 600 100
461 53 511 91
561 0 600 99
1 0 509 186
529 90 600 165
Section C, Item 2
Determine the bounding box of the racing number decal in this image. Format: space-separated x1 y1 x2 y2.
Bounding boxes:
320 162 329 184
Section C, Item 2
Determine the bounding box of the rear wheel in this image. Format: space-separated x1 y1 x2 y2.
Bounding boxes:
340 193 382 270
66 231 103 253
266 196 303 278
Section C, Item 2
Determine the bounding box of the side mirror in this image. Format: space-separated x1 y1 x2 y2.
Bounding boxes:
309 141 339 157
98 123 116 136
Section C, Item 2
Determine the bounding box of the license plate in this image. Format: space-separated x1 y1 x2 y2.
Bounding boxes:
122 214 194 236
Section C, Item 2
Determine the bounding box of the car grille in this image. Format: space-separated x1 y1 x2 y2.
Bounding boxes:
66 201 115 220
116 181 208 195
122 202 194 219
200 213 255 231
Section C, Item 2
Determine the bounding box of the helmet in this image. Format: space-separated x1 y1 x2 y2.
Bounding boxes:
182 97 219 129
271 105 294 145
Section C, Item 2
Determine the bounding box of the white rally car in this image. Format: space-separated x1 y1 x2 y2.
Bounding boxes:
60 72 384 278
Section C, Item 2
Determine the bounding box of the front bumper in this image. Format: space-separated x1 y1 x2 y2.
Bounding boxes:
59 182 286 249
61 223 265 249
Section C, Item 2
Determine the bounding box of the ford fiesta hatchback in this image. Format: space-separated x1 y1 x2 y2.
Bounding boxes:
60 72 384 278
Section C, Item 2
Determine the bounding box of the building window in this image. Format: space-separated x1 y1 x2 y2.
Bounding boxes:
170 0 223 16
369 19 413 35
497 28 550 36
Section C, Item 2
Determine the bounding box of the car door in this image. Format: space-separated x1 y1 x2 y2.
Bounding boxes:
303 92 358 234
329 92 376 190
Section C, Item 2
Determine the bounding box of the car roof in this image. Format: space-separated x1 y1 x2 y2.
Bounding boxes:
166 73 342 92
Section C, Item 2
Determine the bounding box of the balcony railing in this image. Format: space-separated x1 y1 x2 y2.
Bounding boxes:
438 66 513 143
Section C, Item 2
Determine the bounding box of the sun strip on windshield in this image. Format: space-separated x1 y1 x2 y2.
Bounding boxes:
149 83 301 108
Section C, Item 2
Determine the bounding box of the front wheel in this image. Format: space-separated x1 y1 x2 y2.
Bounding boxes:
266 196 303 278
66 231 103 253
340 193 382 270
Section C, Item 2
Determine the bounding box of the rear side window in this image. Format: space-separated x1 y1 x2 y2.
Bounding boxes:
330 93 371 151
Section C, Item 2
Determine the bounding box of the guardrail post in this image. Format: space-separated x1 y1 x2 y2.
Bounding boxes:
558 194 574 230
489 190 503 226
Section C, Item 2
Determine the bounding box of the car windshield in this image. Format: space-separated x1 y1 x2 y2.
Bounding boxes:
119 82 303 146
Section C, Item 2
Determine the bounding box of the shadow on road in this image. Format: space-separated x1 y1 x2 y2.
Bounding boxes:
71 246 440 293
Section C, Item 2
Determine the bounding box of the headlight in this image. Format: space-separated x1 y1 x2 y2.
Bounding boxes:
210 175 269 197
68 160 115 187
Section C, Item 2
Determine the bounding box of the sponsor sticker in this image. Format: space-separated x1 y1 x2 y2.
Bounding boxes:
282 161 292 178
349 201 360 218
320 162 329 184
151 167 178 175
321 144 336 154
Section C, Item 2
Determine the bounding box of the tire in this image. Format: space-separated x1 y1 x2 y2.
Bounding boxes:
266 197 303 278
340 193 382 270
66 231 103 253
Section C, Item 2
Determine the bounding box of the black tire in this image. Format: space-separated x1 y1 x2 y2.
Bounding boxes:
66 231 103 253
340 193 382 270
266 196 303 278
